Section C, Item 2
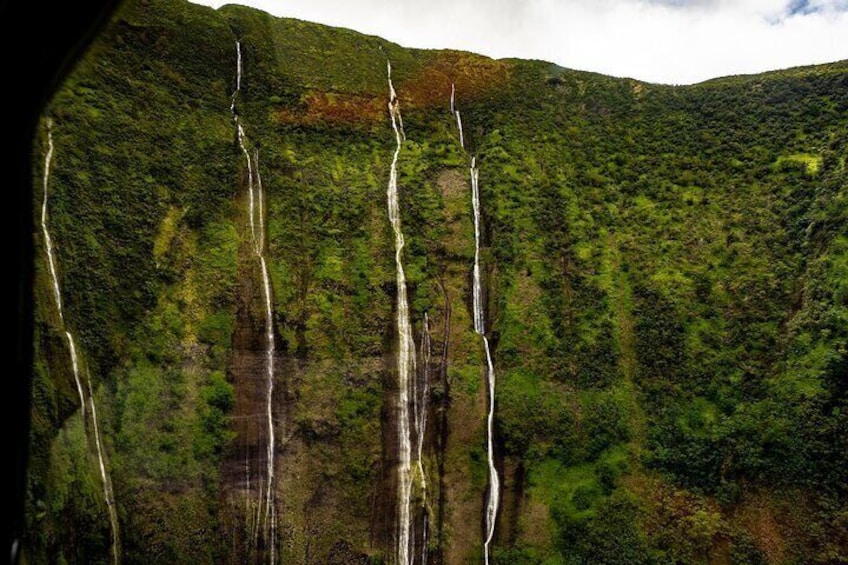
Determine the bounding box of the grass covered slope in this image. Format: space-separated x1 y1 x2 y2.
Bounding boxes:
28 0 847 562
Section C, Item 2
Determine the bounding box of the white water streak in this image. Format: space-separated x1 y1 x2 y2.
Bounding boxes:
473 162 500 565
255 150 265 255
260 253 276 564
389 63 406 142
231 41 241 112
41 125 87 424
454 86 500 563
481 336 499 565
255 149 276 563
417 313 432 565
42 126 85 451
470 161 483 334
236 42 242 98
452 84 464 149
232 40 276 562
87 371 120 565
41 125 63 322
388 60 416 565
398 111 407 142
237 124 256 247
42 121 119 565
415 313 430 495
65 332 87 441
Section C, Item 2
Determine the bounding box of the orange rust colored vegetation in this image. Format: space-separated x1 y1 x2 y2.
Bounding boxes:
273 91 385 128
400 51 511 110
271 52 510 128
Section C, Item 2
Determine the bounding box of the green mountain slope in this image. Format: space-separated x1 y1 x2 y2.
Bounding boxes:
28 0 847 563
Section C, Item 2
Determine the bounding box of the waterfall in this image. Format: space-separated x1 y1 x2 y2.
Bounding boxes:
41 120 120 565
451 83 464 149
416 313 432 565
414 313 430 480
42 126 64 322
255 153 275 561
471 155 501 564
87 369 121 564
231 40 276 562
388 62 406 142
387 60 417 565
255 150 266 255
471 161 483 334
231 40 241 112
453 88 501 565
41 124 86 420
236 40 242 92
237 124 256 246
481 334 499 565
254 150 275 553
65 331 87 434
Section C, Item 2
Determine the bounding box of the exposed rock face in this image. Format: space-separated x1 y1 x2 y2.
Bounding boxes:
219 203 281 563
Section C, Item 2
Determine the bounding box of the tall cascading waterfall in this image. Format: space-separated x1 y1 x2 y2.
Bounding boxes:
452 87 501 565
41 119 121 565
41 123 86 422
255 150 278 565
387 60 420 565
230 40 277 563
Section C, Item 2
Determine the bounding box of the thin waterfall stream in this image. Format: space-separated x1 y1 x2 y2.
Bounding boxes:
231 40 277 562
41 119 120 565
415 312 432 565
452 86 501 565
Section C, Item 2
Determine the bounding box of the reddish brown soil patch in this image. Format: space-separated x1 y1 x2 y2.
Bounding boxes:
401 51 511 110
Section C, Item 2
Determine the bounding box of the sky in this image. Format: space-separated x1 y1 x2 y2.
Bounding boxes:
190 0 848 84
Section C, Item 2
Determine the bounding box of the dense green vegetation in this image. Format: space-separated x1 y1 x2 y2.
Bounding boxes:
28 0 847 563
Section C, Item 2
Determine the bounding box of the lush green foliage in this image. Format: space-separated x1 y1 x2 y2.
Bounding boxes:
28 0 847 562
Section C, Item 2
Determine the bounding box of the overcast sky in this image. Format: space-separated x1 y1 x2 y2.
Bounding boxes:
190 0 848 84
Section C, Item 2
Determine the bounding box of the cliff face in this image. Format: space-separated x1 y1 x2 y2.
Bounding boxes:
27 0 848 563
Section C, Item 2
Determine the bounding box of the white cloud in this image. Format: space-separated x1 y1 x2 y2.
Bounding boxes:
190 0 848 83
